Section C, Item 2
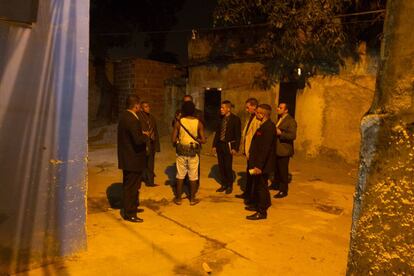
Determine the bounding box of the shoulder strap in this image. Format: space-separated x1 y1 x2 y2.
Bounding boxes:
179 119 199 144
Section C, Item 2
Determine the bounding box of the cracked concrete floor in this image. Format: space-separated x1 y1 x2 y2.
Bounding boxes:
20 137 357 276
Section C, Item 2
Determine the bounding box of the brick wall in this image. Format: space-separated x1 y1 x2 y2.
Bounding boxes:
114 59 136 114
114 58 184 135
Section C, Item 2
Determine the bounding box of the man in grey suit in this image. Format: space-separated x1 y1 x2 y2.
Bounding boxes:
274 103 297 199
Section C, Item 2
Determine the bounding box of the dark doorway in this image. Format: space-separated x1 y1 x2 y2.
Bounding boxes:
204 88 221 130
279 82 298 118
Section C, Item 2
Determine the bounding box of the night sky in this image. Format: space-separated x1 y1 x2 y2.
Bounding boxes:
109 0 217 64
165 0 217 63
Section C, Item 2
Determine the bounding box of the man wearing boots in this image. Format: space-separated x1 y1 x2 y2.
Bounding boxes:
246 104 276 220
171 101 206 205
117 95 149 223
212 100 241 194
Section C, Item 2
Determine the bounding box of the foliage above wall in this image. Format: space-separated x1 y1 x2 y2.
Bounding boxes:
213 0 386 86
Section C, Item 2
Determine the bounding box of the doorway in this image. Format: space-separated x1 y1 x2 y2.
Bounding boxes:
279 82 298 118
204 88 221 130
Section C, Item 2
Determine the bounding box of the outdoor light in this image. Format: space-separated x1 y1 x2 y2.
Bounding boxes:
192 29 197 40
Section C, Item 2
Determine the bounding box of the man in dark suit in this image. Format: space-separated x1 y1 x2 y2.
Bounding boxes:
117 95 149 223
273 103 297 199
246 104 276 220
212 100 241 194
138 101 160 187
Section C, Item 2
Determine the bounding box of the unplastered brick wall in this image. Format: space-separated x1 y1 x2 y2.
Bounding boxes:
114 58 184 134
114 59 136 115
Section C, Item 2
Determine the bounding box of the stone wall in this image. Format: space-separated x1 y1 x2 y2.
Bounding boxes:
0 0 89 274
296 74 376 163
188 60 376 164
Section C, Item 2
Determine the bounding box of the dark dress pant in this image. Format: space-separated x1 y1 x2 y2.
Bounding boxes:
122 170 142 217
143 142 155 185
252 173 271 214
216 141 233 188
244 165 254 204
275 156 290 193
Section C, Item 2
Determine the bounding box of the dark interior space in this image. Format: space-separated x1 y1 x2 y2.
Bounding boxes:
204 88 221 130
279 82 298 118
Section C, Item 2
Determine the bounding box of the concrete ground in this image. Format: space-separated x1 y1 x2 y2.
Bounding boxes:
20 135 358 276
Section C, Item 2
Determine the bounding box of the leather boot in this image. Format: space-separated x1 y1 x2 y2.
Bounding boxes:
174 179 183 205
189 180 200 206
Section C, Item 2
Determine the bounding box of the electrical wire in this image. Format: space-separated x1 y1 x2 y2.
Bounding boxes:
95 9 386 36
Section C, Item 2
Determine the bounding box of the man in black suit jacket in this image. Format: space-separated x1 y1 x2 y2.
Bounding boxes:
212 100 241 194
273 103 297 199
246 104 276 220
117 95 149 223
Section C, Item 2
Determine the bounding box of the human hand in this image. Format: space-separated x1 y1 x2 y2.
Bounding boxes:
143 131 150 136
211 147 216 153
276 128 282 136
253 167 262 175
231 149 237 155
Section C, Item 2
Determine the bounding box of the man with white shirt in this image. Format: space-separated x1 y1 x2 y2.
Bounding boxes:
273 103 297 199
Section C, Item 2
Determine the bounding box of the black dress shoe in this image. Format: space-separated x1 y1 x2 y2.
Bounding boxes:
216 186 226 192
274 191 288 198
246 212 267 220
244 205 257 212
137 208 144 213
124 215 144 223
235 193 245 199
225 187 233 194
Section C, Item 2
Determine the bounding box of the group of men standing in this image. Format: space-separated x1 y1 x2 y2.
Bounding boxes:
212 98 297 220
117 94 297 223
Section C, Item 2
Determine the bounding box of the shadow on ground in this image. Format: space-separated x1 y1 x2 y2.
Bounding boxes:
236 171 247 191
164 163 176 186
106 182 123 209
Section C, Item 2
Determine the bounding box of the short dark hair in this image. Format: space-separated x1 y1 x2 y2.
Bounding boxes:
245 98 258 107
279 102 289 111
258 104 272 115
221 100 232 108
183 94 193 101
141 101 149 105
181 101 195 117
126 95 140 109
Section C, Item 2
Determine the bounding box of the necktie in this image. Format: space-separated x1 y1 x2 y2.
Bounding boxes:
220 117 228 141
